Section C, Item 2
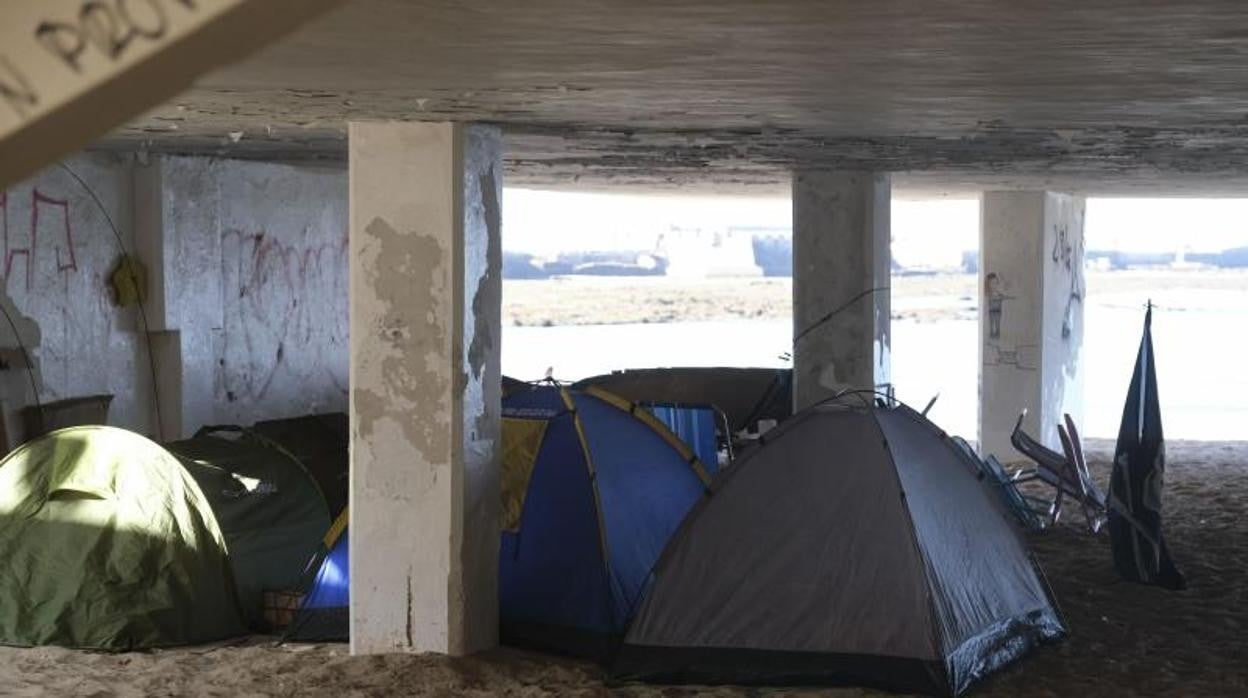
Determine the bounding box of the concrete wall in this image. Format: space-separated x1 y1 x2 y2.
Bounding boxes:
142 156 348 436
1 152 349 448
0 153 156 448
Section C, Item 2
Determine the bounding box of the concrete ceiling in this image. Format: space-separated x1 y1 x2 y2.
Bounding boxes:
98 0 1248 194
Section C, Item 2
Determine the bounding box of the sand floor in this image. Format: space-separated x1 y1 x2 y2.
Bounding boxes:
2 439 1244 697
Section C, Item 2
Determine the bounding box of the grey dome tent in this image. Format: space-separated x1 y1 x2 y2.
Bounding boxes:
616 398 1065 696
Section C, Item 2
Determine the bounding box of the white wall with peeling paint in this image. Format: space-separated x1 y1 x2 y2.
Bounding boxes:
1 152 350 448
0 153 156 448
144 156 349 435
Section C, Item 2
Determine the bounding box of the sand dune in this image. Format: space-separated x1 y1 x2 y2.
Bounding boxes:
2 439 1244 697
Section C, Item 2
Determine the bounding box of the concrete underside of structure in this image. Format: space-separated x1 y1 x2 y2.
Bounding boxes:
88 0 1248 194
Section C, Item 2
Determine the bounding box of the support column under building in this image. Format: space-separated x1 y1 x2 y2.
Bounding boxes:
133 157 221 441
791 171 891 411
979 191 1085 460
348 122 502 656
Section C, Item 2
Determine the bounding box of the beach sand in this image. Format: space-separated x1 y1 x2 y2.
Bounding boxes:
502 269 1248 327
2 439 1244 697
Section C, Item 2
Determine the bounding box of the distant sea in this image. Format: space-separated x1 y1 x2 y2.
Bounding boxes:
504 288 1248 441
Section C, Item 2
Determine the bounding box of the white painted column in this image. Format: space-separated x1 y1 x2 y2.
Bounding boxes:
979 191 1085 460
133 157 222 441
791 171 891 411
348 123 502 656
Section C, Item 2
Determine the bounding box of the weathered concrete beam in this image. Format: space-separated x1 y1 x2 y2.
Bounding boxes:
0 0 342 189
349 122 502 656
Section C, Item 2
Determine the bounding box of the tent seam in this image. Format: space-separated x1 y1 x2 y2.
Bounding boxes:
582 385 713 486
863 410 953 692
559 387 627 625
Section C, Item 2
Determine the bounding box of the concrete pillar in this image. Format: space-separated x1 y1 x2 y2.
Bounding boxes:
979 191 1085 460
348 122 502 656
791 171 891 410
133 157 222 440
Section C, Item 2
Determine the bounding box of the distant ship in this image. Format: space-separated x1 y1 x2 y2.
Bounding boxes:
658 226 763 278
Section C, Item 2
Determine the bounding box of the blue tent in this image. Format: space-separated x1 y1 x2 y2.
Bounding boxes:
285 510 349 641
284 385 711 649
644 403 720 474
500 384 711 658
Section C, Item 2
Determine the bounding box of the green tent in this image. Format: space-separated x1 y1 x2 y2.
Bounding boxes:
250 413 349 515
0 426 246 649
167 427 332 629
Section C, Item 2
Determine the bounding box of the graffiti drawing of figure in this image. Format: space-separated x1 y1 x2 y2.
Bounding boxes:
985 272 1011 340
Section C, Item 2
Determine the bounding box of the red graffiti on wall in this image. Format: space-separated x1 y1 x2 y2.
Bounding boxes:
1 188 76 291
39 190 76 274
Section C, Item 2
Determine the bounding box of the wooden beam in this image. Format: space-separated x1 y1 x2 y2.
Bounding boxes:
0 0 343 188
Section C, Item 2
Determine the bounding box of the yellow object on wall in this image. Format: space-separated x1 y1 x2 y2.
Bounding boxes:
109 255 147 307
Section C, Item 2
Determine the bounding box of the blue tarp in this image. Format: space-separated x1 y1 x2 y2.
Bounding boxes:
645 404 719 474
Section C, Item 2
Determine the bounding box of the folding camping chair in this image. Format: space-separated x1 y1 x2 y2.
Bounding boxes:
1058 414 1108 533
951 435 1051 531
983 453 1054 531
1010 411 1107 533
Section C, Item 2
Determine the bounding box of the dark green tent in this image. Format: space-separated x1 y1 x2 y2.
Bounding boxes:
0 426 247 649
250 413 349 515
167 427 332 629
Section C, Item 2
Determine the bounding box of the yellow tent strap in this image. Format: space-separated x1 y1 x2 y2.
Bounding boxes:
323 507 348 548
581 385 713 486
559 387 617 582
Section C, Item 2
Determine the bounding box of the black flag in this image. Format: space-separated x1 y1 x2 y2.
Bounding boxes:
1107 304 1185 590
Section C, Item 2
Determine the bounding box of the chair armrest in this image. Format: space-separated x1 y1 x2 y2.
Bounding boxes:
1011 467 1037 481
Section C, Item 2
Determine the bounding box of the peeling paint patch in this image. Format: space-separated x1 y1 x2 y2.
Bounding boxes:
353 216 451 465
467 166 501 381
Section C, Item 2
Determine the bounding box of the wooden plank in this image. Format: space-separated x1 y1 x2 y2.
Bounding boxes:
0 0 343 188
